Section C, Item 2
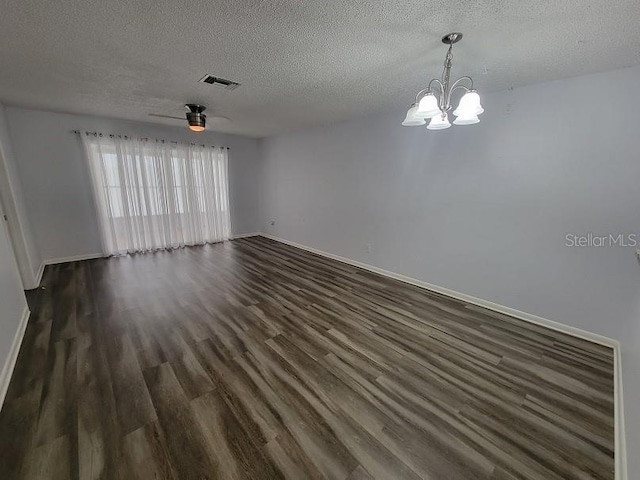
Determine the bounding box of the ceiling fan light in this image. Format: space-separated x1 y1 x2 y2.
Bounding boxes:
453 91 484 117
416 93 440 118
186 113 206 131
401 105 426 126
453 114 480 125
427 112 451 130
185 104 207 132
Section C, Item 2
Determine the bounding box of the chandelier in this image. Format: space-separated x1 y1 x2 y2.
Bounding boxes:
402 33 484 130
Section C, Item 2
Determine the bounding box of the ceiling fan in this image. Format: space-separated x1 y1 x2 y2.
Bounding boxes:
149 104 231 132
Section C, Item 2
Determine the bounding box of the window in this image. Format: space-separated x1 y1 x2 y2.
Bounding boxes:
82 135 231 255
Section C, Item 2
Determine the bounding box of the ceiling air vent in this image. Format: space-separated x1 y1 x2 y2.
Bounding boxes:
199 74 240 90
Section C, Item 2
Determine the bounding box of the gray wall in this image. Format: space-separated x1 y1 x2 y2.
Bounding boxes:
259 65 640 477
4 107 261 262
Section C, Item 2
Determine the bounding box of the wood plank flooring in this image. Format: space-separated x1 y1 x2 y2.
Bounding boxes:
0 236 615 479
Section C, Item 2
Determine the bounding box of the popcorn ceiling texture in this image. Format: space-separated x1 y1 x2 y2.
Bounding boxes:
0 0 639 137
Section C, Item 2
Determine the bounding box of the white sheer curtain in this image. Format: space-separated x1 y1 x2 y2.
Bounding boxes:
82 134 231 256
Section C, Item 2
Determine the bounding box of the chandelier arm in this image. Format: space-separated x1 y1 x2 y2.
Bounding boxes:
445 76 474 107
426 79 445 109
450 76 474 91
428 78 444 92
413 88 431 104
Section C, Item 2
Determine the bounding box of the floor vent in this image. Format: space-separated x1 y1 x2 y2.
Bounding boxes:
199 74 240 90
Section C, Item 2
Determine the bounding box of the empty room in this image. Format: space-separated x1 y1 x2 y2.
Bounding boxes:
0 1 638 479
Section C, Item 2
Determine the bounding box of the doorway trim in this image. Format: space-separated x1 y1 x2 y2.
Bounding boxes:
0 124 37 289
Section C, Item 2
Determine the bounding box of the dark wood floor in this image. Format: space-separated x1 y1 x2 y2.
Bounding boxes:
0 236 615 479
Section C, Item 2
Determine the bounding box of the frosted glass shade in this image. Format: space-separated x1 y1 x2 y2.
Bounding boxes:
427 112 451 130
453 114 480 125
416 93 440 118
401 105 426 126
453 91 484 117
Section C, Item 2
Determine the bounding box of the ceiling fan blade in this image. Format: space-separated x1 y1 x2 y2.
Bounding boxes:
148 113 184 120
208 116 231 124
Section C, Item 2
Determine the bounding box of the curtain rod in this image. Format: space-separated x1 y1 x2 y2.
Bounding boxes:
71 130 230 149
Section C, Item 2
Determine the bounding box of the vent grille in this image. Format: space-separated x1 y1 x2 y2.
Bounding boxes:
199 74 240 90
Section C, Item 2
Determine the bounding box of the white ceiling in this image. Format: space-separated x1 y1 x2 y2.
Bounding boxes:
1 0 639 137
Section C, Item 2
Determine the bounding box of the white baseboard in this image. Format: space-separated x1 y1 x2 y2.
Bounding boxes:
230 232 261 240
36 253 105 283
0 305 30 409
34 262 45 288
615 348 628 480
44 252 104 265
258 233 626 479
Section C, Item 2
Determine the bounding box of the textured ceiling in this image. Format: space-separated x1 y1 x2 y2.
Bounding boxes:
1 0 639 137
